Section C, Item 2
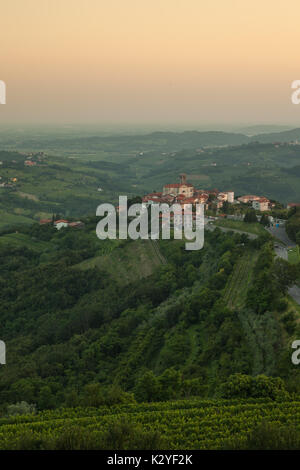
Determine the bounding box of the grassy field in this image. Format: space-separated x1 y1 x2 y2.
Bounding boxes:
288 246 300 264
214 219 266 236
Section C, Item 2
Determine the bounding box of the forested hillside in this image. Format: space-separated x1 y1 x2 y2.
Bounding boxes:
0 221 299 413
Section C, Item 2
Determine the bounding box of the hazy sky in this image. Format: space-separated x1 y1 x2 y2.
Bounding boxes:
1 0 300 126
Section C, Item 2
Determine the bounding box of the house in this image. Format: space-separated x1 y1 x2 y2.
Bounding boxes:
252 197 270 212
54 219 69 230
24 160 36 166
142 192 163 203
224 191 234 203
238 195 260 204
178 196 199 206
142 192 176 209
217 192 228 202
161 194 175 204
287 203 300 209
196 192 209 204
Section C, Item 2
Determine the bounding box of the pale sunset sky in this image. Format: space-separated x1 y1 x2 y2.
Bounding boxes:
1 0 300 126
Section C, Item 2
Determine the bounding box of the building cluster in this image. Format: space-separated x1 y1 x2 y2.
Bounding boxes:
142 175 296 213
287 203 300 209
142 174 235 211
39 219 84 230
24 160 37 167
0 176 18 188
237 195 272 212
24 152 46 167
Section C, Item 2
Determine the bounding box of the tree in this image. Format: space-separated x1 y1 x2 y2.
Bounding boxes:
244 209 258 223
272 258 298 294
260 214 269 226
158 368 182 400
251 375 288 400
219 373 289 400
135 370 161 402
219 373 252 398
81 383 104 407
38 386 55 410
286 207 300 242
222 201 230 214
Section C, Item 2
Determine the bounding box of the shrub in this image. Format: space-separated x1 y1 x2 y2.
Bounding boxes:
219 373 289 400
101 417 166 450
223 422 300 450
6 401 36 417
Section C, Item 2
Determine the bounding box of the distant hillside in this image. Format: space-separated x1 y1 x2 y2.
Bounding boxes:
250 128 300 143
144 131 249 148
2 127 300 153
238 125 293 136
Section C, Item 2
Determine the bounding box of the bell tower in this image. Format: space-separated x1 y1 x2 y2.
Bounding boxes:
180 173 187 185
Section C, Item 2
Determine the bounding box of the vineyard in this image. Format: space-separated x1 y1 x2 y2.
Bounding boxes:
0 398 299 450
223 250 259 310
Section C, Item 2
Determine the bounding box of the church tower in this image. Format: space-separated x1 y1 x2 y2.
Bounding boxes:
180 173 187 185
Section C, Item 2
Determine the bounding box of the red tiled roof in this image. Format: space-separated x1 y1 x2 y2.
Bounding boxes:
240 195 260 200
257 197 269 203
144 192 162 197
54 219 69 224
69 221 83 227
39 219 52 224
181 197 198 204
144 197 167 203
164 183 193 188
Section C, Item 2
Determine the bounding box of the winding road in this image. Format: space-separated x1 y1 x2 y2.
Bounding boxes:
204 219 258 239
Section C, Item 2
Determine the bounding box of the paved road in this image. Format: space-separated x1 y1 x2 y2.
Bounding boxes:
274 245 288 261
205 222 258 239
288 285 300 305
267 226 296 247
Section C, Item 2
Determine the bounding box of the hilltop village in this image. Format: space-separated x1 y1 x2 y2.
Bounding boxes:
142 174 295 213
